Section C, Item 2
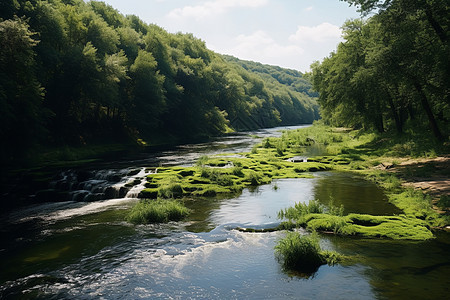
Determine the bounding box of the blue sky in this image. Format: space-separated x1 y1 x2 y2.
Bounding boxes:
96 0 361 72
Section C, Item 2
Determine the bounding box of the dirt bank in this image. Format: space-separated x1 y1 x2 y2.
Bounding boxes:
383 156 450 213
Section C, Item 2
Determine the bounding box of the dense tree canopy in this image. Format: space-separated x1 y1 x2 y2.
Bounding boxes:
313 0 449 140
223 56 319 127
0 0 318 164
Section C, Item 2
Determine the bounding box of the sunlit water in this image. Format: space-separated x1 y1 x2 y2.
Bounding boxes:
1 125 449 299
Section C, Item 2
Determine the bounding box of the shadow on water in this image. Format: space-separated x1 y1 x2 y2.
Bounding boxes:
314 171 402 215
323 231 450 299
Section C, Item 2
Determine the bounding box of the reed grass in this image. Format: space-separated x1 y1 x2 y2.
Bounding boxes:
275 231 341 273
127 199 190 224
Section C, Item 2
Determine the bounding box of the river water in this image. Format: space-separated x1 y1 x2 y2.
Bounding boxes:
1 125 449 299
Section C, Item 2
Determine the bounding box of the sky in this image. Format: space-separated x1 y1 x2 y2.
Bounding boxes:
97 0 361 72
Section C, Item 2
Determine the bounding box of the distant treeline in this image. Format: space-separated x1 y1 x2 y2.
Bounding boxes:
0 0 318 163
311 0 449 140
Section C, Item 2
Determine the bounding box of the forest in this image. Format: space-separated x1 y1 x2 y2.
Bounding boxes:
0 0 319 165
312 0 449 141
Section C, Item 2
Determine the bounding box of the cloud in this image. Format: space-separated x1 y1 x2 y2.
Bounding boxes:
167 0 268 20
289 22 341 43
220 30 305 69
215 23 344 72
304 6 313 12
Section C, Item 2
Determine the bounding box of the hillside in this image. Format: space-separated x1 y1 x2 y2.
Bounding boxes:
0 0 319 164
223 55 319 129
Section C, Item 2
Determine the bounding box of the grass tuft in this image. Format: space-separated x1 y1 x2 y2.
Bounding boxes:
275 231 342 273
126 199 190 224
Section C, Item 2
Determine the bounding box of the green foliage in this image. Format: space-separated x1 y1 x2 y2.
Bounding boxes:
0 0 318 165
126 199 190 224
139 152 327 200
312 1 449 141
0 16 46 160
275 231 341 273
158 182 184 199
200 167 234 186
278 200 324 220
280 204 434 240
231 166 244 177
246 170 262 186
223 55 320 126
437 195 450 209
196 155 210 167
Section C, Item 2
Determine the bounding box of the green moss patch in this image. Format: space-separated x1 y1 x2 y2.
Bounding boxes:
279 200 434 241
302 213 433 240
138 155 327 199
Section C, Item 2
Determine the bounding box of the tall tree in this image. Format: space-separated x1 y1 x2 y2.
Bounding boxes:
0 17 45 160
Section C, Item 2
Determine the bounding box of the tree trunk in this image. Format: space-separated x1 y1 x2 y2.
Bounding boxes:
387 92 402 133
424 5 448 45
412 80 443 141
374 98 384 133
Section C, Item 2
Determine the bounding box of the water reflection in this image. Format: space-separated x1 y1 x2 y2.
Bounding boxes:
324 234 450 299
209 178 315 226
313 171 402 215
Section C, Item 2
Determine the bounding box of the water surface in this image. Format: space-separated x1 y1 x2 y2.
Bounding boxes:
1 125 449 299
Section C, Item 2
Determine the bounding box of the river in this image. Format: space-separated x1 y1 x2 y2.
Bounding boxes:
1 125 449 299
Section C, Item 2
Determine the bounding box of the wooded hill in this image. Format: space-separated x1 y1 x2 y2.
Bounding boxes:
0 0 318 164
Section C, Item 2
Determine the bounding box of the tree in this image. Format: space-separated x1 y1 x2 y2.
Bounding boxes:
128 50 166 137
313 1 448 140
0 17 45 161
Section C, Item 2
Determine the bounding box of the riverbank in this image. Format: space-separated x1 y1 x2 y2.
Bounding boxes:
130 123 449 239
0 134 223 211
384 156 450 212
274 124 450 229
2 124 449 299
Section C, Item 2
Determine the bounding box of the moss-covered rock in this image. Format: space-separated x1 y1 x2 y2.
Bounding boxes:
283 211 434 241
137 153 329 201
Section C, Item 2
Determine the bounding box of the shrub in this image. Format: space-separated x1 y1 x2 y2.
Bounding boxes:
200 167 234 186
246 171 262 186
126 199 190 224
251 145 258 154
275 232 341 273
263 138 272 148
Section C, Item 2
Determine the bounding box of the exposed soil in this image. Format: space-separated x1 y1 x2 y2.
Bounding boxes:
381 156 450 213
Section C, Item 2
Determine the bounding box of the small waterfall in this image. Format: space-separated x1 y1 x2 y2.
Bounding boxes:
42 167 154 202
124 168 153 198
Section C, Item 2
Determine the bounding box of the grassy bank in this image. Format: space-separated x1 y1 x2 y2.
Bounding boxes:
132 123 448 236
278 200 434 240
273 123 449 240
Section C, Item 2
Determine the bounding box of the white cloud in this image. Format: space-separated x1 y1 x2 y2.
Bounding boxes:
220 30 304 69
289 22 341 43
167 0 268 19
304 6 313 12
